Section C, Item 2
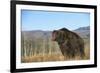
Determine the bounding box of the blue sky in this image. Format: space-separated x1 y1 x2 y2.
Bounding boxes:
21 10 90 31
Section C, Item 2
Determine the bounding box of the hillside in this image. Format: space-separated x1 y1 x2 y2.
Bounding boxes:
74 26 90 38
22 26 90 39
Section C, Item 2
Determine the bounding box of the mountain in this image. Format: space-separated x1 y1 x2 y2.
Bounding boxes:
22 26 90 39
75 26 90 31
22 30 52 39
73 26 90 38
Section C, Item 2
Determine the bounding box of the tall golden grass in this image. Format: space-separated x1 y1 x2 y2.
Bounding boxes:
21 38 90 63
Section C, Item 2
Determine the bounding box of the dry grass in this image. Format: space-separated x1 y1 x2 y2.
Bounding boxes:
21 39 90 63
21 48 90 63
21 54 65 63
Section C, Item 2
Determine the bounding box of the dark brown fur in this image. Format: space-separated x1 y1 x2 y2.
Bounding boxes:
52 28 85 59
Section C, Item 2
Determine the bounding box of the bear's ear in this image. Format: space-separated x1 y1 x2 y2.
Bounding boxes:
53 30 60 36
53 30 57 33
52 30 58 41
55 30 65 44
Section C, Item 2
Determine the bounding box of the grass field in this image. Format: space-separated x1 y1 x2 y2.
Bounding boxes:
21 36 90 63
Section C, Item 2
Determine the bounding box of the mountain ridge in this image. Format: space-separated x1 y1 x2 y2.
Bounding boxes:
22 26 90 39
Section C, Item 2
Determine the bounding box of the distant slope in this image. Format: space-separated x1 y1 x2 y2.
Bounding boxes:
22 30 52 39
22 26 90 39
74 26 90 38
